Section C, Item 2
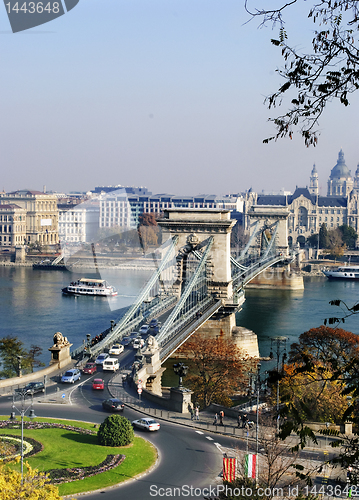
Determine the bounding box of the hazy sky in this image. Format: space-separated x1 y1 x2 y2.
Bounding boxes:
1 0 358 196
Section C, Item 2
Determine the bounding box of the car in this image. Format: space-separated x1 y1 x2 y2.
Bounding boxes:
95 353 109 365
132 338 144 350
139 324 150 335
103 357 120 372
149 319 158 328
151 325 160 335
82 362 97 375
102 398 125 412
109 344 124 355
121 336 131 347
132 418 160 431
92 378 105 390
15 381 45 395
61 368 81 384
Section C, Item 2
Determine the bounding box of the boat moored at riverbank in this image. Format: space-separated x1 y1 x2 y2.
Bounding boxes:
322 266 359 280
62 278 118 296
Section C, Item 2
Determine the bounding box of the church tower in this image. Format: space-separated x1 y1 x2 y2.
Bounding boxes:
309 164 319 196
327 149 353 197
353 164 359 194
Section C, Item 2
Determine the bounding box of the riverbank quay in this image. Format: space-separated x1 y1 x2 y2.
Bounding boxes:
0 252 157 270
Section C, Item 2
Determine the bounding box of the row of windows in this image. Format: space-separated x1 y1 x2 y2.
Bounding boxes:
59 228 83 233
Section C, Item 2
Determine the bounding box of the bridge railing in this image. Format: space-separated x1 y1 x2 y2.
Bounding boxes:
71 293 178 359
159 297 223 362
232 251 296 290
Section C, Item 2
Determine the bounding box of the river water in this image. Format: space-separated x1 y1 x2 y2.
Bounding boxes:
1 267 359 365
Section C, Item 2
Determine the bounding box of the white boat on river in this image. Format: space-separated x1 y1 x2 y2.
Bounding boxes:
322 266 359 280
62 278 118 296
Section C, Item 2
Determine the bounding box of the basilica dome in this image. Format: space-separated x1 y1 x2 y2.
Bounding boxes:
330 149 351 179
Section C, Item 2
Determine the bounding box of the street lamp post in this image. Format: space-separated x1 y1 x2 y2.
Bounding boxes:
270 336 288 432
10 389 36 484
173 363 188 388
255 362 261 487
16 355 23 377
86 333 92 357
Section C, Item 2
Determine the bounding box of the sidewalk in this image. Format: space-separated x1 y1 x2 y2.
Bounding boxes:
108 372 335 452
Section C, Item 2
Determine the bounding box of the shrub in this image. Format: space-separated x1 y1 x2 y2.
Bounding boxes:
97 415 134 447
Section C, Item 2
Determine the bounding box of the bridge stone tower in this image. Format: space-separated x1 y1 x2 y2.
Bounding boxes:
158 209 236 301
157 209 258 355
247 205 290 257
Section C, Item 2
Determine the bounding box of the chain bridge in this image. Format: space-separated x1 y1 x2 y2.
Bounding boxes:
72 207 294 369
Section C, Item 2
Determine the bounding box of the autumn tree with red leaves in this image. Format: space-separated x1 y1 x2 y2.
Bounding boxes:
177 334 255 408
138 213 161 252
289 326 359 373
278 326 359 426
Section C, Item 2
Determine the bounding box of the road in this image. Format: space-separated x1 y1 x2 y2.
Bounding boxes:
0 359 239 500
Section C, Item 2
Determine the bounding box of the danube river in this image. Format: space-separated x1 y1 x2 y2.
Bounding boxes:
1 266 359 365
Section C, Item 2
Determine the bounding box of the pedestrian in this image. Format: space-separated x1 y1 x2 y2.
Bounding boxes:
237 413 241 428
213 413 219 425
219 410 224 425
195 406 200 421
189 404 194 420
241 413 248 429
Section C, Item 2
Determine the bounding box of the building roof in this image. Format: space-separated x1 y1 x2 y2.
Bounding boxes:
257 195 287 206
288 187 316 204
318 196 347 207
0 204 24 210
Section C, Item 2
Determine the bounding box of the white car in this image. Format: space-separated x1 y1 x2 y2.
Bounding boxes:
139 324 150 335
132 418 160 431
109 344 124 355
61 368 81 384
95 353 109 365
132 338 144 350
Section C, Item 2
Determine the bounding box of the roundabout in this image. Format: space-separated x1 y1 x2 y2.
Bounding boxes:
0 417 158 496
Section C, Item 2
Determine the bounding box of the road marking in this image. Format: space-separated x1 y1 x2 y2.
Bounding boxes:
195 431 204 434
206 436 214 440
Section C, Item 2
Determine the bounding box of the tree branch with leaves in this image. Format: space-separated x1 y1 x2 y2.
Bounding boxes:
245 0 359 145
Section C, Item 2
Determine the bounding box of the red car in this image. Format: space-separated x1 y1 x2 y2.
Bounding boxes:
92 378 105 390
82 362 97 375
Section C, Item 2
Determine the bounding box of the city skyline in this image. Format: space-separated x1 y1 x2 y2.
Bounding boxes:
1 1 359 195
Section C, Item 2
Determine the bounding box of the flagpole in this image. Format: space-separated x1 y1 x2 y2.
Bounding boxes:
255 362 261 488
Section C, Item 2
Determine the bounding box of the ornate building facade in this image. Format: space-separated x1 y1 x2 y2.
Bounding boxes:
0 190 59 247
245 150 359 247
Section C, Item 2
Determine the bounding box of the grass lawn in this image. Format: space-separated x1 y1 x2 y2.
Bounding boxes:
0 417 157 496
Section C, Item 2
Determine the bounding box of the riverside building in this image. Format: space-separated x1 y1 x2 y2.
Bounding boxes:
244 150 359 247
0 190 59 248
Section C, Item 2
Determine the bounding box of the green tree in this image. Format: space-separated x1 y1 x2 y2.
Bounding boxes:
339 225 358 249
246 1 359 145
326 228 345 257
319 223 329 249
97 415 134 447
307 233 319 248
0 336 44 378
27 345 45 372
0 336 28 378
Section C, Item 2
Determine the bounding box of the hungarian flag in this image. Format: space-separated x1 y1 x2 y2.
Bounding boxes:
223 457 237 482
244 454 256 479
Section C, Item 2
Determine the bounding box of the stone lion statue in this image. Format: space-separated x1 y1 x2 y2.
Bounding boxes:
53 332 70 347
